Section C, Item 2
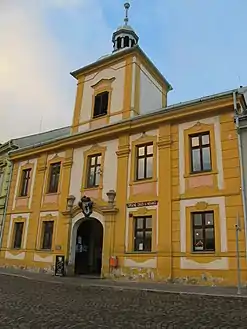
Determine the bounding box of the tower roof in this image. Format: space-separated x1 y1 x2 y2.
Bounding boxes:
71 45 172 92
112 2 139 53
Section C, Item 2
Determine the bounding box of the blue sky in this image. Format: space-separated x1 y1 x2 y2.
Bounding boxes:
1 0 247 141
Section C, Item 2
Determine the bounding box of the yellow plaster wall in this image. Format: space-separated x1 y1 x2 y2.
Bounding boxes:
168 112 246 286
113 110 246 286
1 98 246 286
220 113 246 282
156 124 172 278
71 56 134 133
0 151 72 273
71 49 169 134
114 135 130 256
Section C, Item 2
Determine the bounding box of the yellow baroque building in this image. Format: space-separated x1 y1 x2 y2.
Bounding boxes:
1 6 247 286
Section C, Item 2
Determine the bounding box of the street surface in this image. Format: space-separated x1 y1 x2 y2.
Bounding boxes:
0 274 246 328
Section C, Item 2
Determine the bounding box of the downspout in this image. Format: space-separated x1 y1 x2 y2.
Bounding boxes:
0 160 13 249
233 91 247 259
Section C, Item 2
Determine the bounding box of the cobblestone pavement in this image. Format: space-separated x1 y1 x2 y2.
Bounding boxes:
0 275 246 329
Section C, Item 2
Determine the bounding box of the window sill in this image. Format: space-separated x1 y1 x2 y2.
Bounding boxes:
190 251 216 255
129 178 157 186
45 192 60 196
82 186 102 191
125 251 157 255
184 170 217 179
92 114 108 120
16 196 29 200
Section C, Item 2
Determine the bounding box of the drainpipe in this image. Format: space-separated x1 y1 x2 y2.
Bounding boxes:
233 91 247 260
0 161 13 249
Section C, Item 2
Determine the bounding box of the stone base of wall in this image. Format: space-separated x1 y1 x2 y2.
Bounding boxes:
0 262 246 288
107 267 157 281
104 266 246 287
0 263 54 275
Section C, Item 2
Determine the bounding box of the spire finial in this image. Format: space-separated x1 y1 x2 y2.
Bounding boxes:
124 2 130 26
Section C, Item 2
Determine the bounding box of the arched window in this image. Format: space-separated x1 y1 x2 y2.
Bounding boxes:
124 36 129 47
131 39 135 47
116 37 122 49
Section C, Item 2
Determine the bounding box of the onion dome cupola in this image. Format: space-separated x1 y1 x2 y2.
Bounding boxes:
112 2 139 53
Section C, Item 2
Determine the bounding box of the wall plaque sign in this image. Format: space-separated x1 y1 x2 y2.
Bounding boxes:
127 200 158 208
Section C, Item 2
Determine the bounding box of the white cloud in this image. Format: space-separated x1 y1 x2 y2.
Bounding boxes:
0 0 111 142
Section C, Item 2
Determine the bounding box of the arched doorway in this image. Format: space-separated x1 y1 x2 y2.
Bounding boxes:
74 218 103 276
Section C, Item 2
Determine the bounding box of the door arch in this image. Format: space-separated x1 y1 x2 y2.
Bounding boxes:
74 218 103 276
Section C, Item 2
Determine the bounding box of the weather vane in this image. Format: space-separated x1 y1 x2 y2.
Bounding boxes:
124 2 130 25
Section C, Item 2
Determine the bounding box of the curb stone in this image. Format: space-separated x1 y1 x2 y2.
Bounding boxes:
1 270 246 299
87 283 247 299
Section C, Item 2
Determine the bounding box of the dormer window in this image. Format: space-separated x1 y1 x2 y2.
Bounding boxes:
93 91 109 118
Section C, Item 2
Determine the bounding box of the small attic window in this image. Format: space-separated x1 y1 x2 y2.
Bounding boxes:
124 36 129 47
93 91 109 118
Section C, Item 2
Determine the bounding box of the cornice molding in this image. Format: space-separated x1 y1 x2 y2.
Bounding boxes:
62 158 73 168
0 159 7 168
157 137 172 149
0 142 18 156
116 146 130 158
91 77 115 90
37 165 47 173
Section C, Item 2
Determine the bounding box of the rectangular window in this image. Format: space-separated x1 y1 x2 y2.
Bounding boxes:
134 216 152 252
190 132 211 173
48 163 61 193
41 221 54 250
93 91 109 118
19 168 32 197
13 222 24 249
192 212 215 252
136 143 153 180
86 154 101 188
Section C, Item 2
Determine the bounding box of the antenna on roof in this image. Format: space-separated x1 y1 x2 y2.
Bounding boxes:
237 74 242 88
39 116 43 133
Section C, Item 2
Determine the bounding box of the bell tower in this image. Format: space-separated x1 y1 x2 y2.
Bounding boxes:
112 2 139 52
70 1 172 134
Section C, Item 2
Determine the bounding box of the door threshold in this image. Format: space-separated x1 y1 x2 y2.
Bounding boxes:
75 274 103 280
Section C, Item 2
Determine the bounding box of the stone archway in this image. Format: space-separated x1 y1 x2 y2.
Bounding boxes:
68 210 105 276
74 218 103 275
66 202 118 277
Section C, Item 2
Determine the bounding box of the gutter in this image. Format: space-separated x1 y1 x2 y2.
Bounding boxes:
234 91 247 259
0 140 14 155
0 161 13 249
